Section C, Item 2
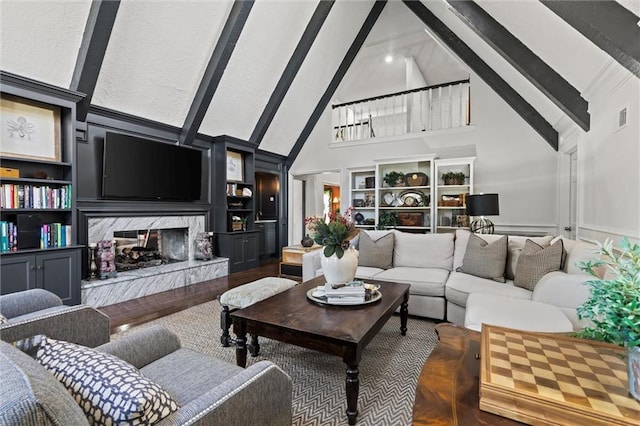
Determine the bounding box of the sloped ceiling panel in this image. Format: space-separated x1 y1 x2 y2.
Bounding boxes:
476 0 610 92
336 1 469 104
199 0 319 140
259 0 375 156
0 0 91 88
92 0 232 127
424 0 567 127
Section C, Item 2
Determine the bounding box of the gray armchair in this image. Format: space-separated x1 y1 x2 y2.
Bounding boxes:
0 325 293 425
0 289 110 348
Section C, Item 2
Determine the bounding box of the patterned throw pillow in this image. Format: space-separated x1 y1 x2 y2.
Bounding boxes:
358 231 394 269
514 239 564 291
0 313 7 324
36 337 178 425
457 234 508 282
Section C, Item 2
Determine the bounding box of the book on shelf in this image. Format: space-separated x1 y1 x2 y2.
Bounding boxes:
0 220 71 252
0 183 72 209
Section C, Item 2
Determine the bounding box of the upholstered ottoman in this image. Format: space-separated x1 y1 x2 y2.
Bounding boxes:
464 292 574 333
219 277 297 354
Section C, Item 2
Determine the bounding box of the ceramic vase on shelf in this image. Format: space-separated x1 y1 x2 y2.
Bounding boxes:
301 234 314 248
321 246 358 284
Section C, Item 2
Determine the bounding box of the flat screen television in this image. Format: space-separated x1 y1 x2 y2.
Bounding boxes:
102 132 202 201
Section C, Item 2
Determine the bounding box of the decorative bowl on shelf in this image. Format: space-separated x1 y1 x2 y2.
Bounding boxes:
405 172 428 187
354 212 365 224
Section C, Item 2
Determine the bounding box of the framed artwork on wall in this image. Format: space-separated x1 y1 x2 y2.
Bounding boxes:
226 150 244 182
0 95 61 162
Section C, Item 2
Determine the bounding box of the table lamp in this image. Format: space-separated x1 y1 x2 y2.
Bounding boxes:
466 193 499 234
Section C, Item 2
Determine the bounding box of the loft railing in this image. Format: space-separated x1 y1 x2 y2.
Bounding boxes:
331 79 470 142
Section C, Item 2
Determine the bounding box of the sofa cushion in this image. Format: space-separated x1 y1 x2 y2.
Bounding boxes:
457 234 508 282
140 347 244 405
393 231 454 270
514 239 563 291
0 341 89 426
464 292 574 333
355 266 385 280
358 231 394 269
374 267 449 297
36 337 178 425
505 235 553 280
445 271 532 307
550 236 598 274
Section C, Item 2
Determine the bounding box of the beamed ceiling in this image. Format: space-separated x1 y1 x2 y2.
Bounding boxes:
1 0 639 161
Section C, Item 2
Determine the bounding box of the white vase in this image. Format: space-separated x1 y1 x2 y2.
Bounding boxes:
321 246 359 284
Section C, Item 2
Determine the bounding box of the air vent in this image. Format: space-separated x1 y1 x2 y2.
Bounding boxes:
618 107 627 128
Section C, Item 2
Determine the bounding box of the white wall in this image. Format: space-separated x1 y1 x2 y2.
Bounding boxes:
578 62 640 244
292 72 560 235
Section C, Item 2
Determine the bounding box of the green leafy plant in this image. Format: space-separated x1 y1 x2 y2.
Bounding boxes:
442 171 466 184
576 238 640 348
376 212 398 230
304 209 358 259
383 171 405 187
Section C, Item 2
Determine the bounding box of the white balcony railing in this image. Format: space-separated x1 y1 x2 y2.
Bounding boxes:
332 79 470 142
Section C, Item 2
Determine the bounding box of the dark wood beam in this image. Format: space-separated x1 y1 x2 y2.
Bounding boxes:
447 0 589 131
251 0 335 147
286 1 387 167
70 0 120 122
541 0 640 78
404 0 558 150
179 1 254 145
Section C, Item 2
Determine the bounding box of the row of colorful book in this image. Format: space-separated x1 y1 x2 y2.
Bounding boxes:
0 221 72 252
0 184 72 209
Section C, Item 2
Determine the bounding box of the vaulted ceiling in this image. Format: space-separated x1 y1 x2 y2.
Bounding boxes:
1 0 638 162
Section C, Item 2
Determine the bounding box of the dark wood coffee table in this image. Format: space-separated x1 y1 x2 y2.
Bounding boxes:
412 323 524 425
231 275 410 425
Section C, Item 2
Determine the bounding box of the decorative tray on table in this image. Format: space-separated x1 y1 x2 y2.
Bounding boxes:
306 282 381 306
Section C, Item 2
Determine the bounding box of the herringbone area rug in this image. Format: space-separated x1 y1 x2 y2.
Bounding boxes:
115 300 438 425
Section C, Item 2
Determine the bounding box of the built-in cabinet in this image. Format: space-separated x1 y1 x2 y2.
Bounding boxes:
0 248 81 304
0 78 83 304
256 221 277 259
347 156 475 233
212 136 259 272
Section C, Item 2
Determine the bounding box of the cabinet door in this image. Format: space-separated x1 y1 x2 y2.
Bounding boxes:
264 224 277 256
243 233 259 266
256 224 266 257
0 254 36 295
229 235 247 271
36 249 80 305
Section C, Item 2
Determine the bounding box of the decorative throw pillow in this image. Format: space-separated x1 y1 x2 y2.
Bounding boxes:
36 337 178 425
456 234 508 282
0 313 7 324
514 239 564 291
358 231 394 269
505 235 553 280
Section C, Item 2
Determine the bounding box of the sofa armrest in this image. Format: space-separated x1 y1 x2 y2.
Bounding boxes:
159 360 292 426
532 271 591 309
0 289 62 319
0 305 110 348
97 325 181 368
302 249 323 282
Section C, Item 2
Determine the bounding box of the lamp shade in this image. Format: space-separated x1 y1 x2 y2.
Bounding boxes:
466 193 499 216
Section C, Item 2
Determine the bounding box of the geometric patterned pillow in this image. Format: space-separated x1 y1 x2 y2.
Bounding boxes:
36 337 178 425
514 239 564 291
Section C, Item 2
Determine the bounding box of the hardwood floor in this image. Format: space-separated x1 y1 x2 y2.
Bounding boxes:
99 260 281 334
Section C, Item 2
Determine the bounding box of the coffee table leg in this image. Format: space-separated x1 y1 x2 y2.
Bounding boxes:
345 363 359 425
234 320 248 368
400 292 409 336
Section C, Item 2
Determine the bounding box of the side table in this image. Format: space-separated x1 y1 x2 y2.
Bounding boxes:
279 244 322 281
412 323 524 425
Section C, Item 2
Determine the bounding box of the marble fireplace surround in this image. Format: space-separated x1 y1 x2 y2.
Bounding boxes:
81 214 228 307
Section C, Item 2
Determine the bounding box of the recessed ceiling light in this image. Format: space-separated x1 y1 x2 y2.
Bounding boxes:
384 55 393 63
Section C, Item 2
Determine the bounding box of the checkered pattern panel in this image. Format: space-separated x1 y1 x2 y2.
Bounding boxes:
36 337 178 425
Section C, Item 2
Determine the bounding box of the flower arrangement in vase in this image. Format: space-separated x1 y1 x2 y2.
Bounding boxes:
305 208 359 284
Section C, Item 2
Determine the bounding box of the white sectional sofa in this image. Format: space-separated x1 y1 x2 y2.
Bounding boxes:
302 229 598 333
